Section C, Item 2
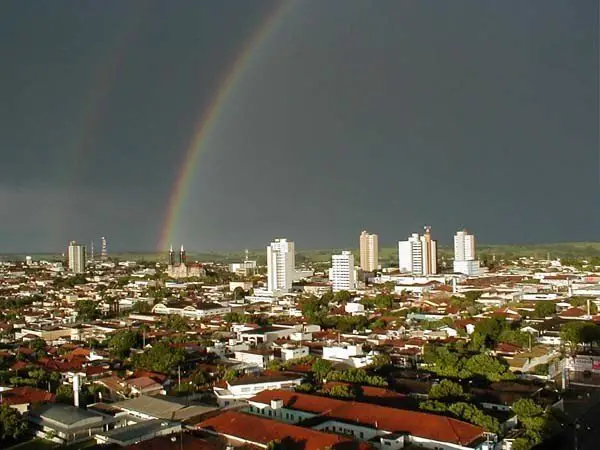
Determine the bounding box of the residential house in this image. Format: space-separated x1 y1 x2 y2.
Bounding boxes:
213 373 304 407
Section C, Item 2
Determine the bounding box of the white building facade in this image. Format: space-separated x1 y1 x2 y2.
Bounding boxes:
267 239 295 293
398 227 437 275
453 229 483 276
68 241 86 274
330 251 356 292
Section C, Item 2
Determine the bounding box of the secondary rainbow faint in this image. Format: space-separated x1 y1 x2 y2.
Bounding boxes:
158 1 294 251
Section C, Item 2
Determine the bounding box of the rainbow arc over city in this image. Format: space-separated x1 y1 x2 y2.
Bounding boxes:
158 2 293 251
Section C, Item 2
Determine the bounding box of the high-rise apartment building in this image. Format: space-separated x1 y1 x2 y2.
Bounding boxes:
398 227 437 275
68 241 86 274
454 230 475 261
267 238 295 292
330 251 356 292
359 231 379 272
453 229 482 276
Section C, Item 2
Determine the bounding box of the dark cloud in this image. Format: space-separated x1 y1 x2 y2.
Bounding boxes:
0 0 597 252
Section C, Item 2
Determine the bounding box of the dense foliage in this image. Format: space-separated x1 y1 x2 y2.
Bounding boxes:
560 321 600 352
510 398 559 450
108 330 141 359
76 299 101 321
327 368 387 387
0 405 28 443
132 342 185 373
424 345 514 382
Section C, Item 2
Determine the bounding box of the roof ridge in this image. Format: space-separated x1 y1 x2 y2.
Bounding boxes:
445 415 463 445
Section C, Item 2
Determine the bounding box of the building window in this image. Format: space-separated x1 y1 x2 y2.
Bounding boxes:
268 410 272 416
360 432 364 439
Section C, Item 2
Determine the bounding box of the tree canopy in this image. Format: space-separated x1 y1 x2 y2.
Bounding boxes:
560 321 600 351
132 342 185 373
0 405 28 443
532 302 556 318
108 330 141 359
428 380 467 401
76 300 100 322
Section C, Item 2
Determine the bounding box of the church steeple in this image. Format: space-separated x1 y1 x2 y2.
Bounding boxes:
179 245 186 265
168 245 175 266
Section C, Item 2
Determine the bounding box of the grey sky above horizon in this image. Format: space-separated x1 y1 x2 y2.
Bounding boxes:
1 0 598 253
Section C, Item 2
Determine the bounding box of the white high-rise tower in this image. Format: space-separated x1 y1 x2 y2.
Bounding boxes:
330 251 356 292
267 238 295 292
453 229 483 276
398 227 437 275
68 241 86 274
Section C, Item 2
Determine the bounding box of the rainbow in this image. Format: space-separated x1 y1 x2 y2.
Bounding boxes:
158 2 293 251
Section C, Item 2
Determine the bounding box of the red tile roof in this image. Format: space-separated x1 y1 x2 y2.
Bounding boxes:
198 411 369 450
248 390 485 446
0 386 56 406
128 376 162 390
559 307 586 318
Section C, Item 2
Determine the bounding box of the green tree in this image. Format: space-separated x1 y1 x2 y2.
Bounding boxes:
132 301 152 314
560 321 600 352
327 384 359 399
333 290 352 304
369 354 391 370
511 438 534 450
512 398 543 420
108 330 141 359
448 402 501 433
76 300 100 321
223 369 242 382
295 383 315 393
132 342 185 374
511 398 559 447
423 345 469 378
569 296 598 313
312 358 332 381
0 404 28 442
464 353 514 382
471 317 505 349
191 370 211 387
419 400 448 413
428 380 466 401
163 315 190 332
532 302 557 318
56 384 74 404
28 337 46 352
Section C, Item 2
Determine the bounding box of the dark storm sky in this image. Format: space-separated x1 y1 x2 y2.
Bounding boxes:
0 0 598 253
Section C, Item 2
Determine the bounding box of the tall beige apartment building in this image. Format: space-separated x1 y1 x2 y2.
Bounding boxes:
359 230 379 272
